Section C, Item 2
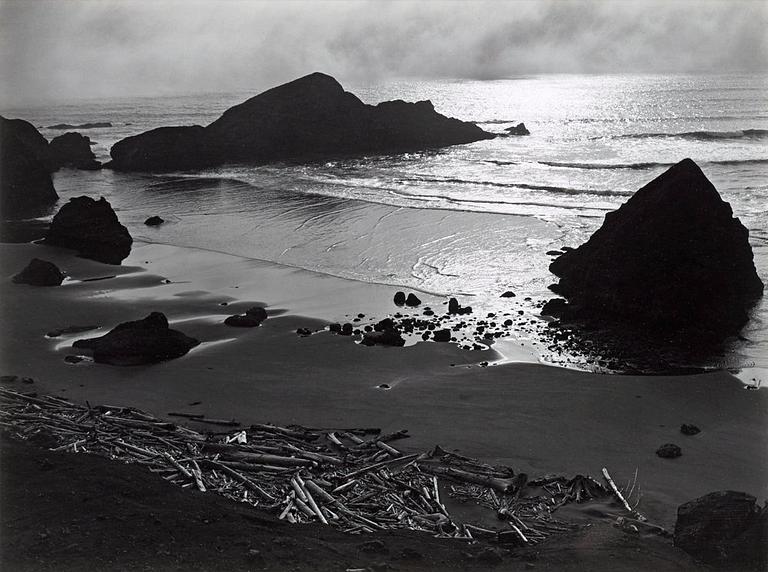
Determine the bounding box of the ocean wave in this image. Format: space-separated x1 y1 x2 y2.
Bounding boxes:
398 175 632 197
613 129 768 141
538 158 768 171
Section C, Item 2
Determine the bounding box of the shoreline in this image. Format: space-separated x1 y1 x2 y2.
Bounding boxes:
2 239 766 533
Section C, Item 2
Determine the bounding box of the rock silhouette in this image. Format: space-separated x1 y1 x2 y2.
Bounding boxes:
549 158 763 339
44 196 132 264
48 132 101 170
108 73 494 172
12 258 65 286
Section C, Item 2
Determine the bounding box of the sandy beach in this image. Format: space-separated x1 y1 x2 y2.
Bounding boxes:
2 238 765 539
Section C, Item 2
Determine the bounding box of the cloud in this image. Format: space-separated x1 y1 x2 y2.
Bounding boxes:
0 0 765 105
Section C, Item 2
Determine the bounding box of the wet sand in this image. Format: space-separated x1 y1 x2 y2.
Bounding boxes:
1 239 766 535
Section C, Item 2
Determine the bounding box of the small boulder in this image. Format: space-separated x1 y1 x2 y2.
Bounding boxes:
500 291 516 298
12 258 64 286
374 318 395 331
144 215 165 226
225 307 267 327
680 424 701 436
361 329 405 347
433 329 452 342
393 291 406 305
245 306 268 321
405 293 421 307
506 122 530 136
541 298 568 318
656 443 682 458
341 323 353 336
44 196 132 264
674 491 767 567
72 312 199 365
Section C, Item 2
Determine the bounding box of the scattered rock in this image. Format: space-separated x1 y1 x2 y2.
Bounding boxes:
447 297 472 315
48 132 101 170
329 323 342 333
47 122 112 130
296 328 312 337
656 443 682 458
72 312 199 365
433 329 452 342
361 329 405 347
393 291 406 305
549 159 764 339
377 384 390 390
374 318 395 331
341 323 353 336
12 258 64 286
680 424 701 436
0 115 58 218
144 215 165 226
224 313 264 327
43 196 132 264
505 122 530 136
500 291 516 298
674 490 767 568
540 298 568 318
108 73 495 172
405 293 421 307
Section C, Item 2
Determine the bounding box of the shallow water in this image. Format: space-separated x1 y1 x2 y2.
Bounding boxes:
3 73 766 372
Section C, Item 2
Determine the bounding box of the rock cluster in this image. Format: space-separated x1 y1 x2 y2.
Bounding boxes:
548 159 764 339
43 196 132 264
108 73 495 172
73 312 199 365
224 306 269 327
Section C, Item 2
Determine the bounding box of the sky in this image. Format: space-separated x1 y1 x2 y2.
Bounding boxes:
0 0 766 105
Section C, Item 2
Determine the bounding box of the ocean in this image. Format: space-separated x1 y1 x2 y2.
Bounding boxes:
4 73 767 373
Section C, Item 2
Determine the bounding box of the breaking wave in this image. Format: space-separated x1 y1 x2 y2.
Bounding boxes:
613 129 768 141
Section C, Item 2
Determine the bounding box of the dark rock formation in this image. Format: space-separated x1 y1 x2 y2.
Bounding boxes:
541 298 568 318
108 73 495 172
0 116 58 217
432 329 452 342
48 132 101 170
680 424 701 436
549 159 764 338
43 196 132 264
656 443 682 458
405 293 421 307
447 297 472 316
505 122 530 136
144 215 165 226
361 328 405 347
12 258 64 286
394 291 406 306
72 312 199 365
500 291 516 298
674 491 767 568
225 306 268 327
47 122 112 130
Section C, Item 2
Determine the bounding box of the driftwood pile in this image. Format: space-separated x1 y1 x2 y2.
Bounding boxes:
0 386 649 543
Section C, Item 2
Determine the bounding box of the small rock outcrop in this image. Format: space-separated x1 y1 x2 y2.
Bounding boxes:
656 443 682 458
394 291 406 306
72 312 199 365
48 132 101 170
0 116 58 217
12 258 65 286
549 159 764 338
108 73 495 172
144 215 165 226
505 122 530 136
405 293 421 307
47 122 112 130
674 491 767 568
224 306 268 327
361 328 405 347
43 196 132 264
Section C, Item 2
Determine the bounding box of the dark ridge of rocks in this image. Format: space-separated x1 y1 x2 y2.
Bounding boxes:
225 306 268 328
72 312 199 365
361 328 405 347
674 491 767 568
549 159 764 339
47 122 112 130
108 72 495 172
11 258 65 286
43 196 132 264
0 116 58 218
48 132 101 170
505 122 530 136
144 215 165 226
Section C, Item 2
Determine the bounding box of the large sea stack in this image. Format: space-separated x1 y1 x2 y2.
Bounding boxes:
0 116 58 218
548 159 763 338
43 196 132 264
108 72 495 171
48 132 101 170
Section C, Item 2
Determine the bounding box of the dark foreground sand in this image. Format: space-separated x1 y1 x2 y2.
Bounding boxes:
1 239 766 569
